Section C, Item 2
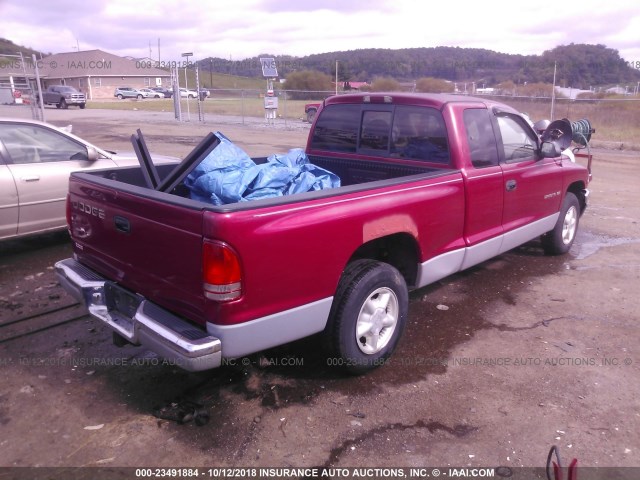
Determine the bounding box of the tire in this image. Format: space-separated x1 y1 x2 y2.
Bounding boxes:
542 192 580 255
59 99 68 109
137 94 143 100
306 109 317 123
325 259 408 374
117 94 124 99
79 103 86 109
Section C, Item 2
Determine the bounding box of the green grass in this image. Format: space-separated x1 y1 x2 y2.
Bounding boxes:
87 92 640 147
87 94 327 121
178 70 267 90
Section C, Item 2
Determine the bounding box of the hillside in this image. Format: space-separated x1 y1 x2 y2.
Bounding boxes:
3 36 638 90
0 38 44 58
200 44 640 90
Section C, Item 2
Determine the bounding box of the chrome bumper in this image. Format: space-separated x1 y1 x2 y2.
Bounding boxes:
55 258 222 371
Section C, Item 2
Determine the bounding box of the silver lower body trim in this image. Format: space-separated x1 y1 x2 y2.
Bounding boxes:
417 213 560 289
55 258 222 372
207 297 333 359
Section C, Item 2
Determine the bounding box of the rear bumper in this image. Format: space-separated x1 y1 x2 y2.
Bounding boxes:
55 258 222 371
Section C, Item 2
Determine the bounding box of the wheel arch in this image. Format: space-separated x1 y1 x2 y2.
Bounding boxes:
567 181 587 214
345 232 421 289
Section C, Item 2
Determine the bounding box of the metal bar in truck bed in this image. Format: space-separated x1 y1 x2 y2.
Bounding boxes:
156 132 221 193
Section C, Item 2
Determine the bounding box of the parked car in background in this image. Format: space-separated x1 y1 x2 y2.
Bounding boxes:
39 85 87 109
179 88 198 98
114 87 144 99
0 118 179 240
138 88 162 98
151 87 173 98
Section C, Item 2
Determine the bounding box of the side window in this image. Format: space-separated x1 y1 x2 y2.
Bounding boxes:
463 109 499 168
0 124 89 164
360 111 391 151
309 104 360 153
391 106 450 163
496 114 537 162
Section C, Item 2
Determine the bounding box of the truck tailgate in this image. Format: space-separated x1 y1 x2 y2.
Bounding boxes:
69 176 207 326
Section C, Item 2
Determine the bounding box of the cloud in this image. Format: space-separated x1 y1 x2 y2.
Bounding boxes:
1 0 639 65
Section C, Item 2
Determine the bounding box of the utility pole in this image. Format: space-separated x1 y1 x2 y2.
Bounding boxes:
182 52 193 122
550 62 557 120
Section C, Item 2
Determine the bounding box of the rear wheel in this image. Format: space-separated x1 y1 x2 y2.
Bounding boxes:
117 94 124 99
542 192 580 255
136 94 143 100
325 260 408 374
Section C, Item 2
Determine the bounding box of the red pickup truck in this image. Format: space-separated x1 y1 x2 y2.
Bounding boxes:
56 93 590 374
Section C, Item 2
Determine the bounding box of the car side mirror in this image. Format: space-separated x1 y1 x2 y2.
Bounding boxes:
540 119 572 159
540 141 560 158
87 146 99 161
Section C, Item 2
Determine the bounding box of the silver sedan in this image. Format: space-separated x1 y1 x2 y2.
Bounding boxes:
0 118 178 240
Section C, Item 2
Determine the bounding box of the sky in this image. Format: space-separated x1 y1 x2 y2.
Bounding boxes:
2 0 639 66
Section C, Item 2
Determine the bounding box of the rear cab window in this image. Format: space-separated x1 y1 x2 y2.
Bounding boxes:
310 103 450 165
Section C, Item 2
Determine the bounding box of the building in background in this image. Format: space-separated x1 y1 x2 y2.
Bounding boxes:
36 50 170 99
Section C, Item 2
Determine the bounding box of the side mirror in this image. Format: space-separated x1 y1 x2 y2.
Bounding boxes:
87 146 99 161
540 119 572 159
540 141 560 158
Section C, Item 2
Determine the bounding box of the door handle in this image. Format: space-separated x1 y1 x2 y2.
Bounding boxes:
21 176 40 182
505 179 517 191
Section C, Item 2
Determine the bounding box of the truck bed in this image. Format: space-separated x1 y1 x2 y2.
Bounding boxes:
76 155 456 212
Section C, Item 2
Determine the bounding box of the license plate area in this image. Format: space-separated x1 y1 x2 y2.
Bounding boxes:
105 282 142 320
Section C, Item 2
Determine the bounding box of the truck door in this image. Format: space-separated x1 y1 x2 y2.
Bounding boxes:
460 108 504 268
494 111 563 238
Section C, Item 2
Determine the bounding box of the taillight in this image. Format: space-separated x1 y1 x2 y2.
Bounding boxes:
202 241 242 301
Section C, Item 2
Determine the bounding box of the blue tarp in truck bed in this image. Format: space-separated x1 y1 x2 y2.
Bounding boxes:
184 133 340 205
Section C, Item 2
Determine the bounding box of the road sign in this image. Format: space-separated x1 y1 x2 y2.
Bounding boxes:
260 58 278 78
181 52 193 57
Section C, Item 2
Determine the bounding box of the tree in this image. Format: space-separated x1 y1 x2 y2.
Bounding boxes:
284 70 333 99
415 77 454 93
497 80 517 95
370 76 402 92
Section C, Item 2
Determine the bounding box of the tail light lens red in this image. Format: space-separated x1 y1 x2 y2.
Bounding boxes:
202 241 242 301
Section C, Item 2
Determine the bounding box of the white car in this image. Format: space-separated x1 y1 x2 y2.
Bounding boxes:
179 88 198 98
0 118 179 240
138 88 163 98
